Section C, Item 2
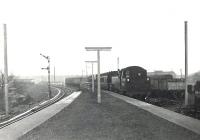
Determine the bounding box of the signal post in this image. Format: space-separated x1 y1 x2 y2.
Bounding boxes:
40 53 52 99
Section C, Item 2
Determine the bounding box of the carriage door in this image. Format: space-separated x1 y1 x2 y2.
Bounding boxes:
121 70 126 89
121 70 130 88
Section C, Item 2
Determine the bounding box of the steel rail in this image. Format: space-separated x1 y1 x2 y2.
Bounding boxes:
0 86 67 129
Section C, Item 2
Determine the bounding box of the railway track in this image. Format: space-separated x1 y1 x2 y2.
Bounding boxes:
0 86 67 129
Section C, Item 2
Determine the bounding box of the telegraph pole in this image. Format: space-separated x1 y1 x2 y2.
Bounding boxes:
185 21 189 106
180 69 182 79
4 24 9 116
40 53 52 99
117 57 119 70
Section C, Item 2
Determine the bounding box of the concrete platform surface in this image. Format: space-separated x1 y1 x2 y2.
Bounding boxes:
106 91 200 135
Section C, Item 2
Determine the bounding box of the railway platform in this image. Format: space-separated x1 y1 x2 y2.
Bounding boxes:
17 89 200 140
1 89 200 140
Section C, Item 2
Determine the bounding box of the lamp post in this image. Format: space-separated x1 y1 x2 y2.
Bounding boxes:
85 61 97 93
85 47 112 103
40 53 52 99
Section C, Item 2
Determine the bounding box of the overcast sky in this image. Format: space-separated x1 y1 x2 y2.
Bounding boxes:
0 0 200 77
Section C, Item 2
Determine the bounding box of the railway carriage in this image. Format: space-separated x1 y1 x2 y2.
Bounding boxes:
65 77 81 87
100 72 110 90
108 71 120 91
99 66 149 100
145 74 185 105
148 74 185 97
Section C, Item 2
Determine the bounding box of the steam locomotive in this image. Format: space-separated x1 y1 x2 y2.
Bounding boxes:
98 66 150 100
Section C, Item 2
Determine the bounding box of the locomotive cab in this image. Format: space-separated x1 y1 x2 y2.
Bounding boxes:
120 66 149 99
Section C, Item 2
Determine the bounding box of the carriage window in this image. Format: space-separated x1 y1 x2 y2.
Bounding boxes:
122 71 126 78
126 71 130 78
100 77 104 82
138 73 141 76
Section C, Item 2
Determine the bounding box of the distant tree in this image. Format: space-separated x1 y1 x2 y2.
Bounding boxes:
8 74 15 82
0 72 4 111
0 71 4 88
0 73 15 87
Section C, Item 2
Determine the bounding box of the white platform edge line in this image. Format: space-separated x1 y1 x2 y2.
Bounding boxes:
105 91 200 135
0 91 82 140
0 87 61 125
